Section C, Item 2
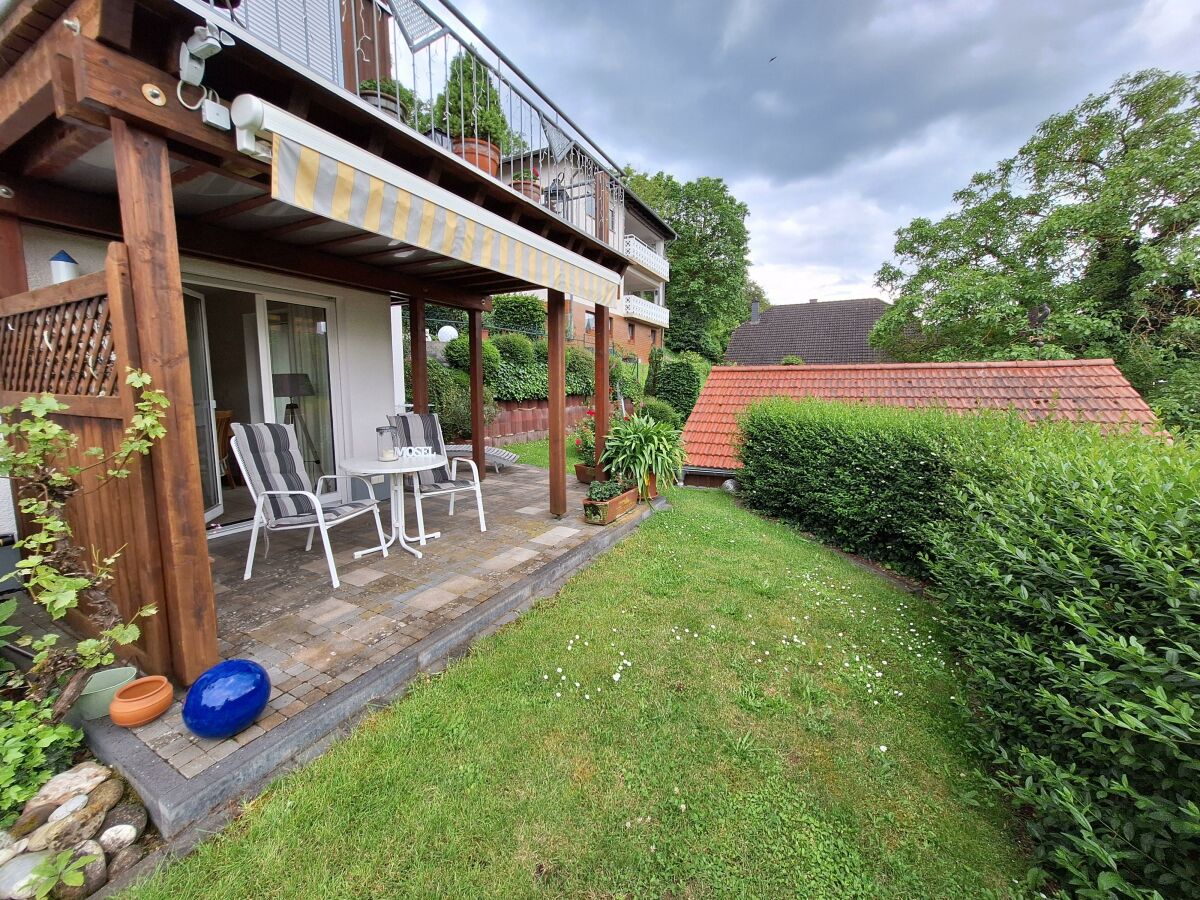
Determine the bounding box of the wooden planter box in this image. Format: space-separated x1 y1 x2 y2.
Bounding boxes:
575 463 597 484
583 487 638 525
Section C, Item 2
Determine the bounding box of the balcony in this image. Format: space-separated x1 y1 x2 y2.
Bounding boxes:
621 295 670 328
623 234 670 281
185 0 627 250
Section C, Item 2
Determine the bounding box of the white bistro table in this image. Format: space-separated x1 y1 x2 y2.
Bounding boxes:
341 454 446 559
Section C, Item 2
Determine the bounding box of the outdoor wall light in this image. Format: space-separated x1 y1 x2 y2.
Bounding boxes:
49 251 79 284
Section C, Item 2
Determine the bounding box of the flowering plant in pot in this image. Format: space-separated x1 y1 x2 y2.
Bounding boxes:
571 409 598 482
358 78 416 122
582 476 637 525
600 414 685 499
510 166 541 201
430 52 520 177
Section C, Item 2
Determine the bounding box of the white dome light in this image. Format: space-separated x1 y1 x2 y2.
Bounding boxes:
436 325 459 342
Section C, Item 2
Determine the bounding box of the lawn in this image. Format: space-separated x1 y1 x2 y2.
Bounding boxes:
125 480 1025 898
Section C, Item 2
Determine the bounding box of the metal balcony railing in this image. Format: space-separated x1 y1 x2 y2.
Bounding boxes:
622 234 670 281
621 294 670 328
188 0 626 250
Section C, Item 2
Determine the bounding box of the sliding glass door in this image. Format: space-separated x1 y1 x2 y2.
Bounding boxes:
183 289 223 521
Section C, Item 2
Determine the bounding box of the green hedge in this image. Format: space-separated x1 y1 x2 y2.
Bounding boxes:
492 332 535 367
736 397 1200 897
443 335 501 384
487 293 546 336
402 358 496 440
491 361 594 402
637 396 680 429
656 359 702 421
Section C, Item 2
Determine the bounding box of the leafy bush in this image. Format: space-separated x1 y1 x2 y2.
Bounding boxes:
492 361 593 402
736 396 1200 896
491 332 535 367
426 304 467 332
666 318 723 362
609 356 643 403
645 346 665 396
637 397 680 429
532 338 549 363
565 346 593 383
1 696 81 827
780 354 805 365
736 398 1002 575
403 358 496 440
488 294 545 337
585 478 629 502
443 336 501 384
926 424 1200 897
675 350 713 380
656 359 702 421
1147 358 1200 435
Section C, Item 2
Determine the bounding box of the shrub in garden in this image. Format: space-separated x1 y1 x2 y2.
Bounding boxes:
926 423 1200 897
565 346 593 383
443 335 501 384
492 331 535 367
656 359 702 421
533 337 549 363
609 355 643 403
487 293 546 336
426 304 467 332
637 397 681 429
676 350 713 381
645 346 664 396
780 354 805 365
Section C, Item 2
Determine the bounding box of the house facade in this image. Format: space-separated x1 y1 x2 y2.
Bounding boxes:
0 0 641 683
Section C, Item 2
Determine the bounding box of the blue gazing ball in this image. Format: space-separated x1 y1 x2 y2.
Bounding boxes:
182 659 271 740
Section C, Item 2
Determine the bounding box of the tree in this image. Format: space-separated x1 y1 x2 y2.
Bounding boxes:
871 70 1200 431
428 52 524 153
744 278 771 315
626 169 750 361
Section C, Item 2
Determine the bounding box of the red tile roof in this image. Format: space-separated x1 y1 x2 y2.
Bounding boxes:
682 359 1159 472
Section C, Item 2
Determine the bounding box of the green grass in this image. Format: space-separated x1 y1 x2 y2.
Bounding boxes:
506 437 584 469
125 486 1026 899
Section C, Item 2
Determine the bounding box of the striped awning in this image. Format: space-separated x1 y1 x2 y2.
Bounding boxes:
246 101 619 307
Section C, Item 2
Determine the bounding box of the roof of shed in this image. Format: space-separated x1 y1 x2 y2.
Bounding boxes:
724 298 889 365
682 359 1159 471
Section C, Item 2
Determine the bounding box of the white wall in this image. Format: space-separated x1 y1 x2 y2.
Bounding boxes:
14 225 398 509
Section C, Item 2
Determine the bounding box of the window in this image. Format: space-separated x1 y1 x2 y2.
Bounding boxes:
627 322 636 341
584 312 595 333
650 328 658 346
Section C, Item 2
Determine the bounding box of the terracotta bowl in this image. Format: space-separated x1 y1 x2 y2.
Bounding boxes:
109 675 173 728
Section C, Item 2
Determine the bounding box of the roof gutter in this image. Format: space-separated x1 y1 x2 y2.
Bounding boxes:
683 465 738 478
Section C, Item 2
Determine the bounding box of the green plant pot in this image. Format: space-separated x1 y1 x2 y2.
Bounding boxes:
74 666 137 720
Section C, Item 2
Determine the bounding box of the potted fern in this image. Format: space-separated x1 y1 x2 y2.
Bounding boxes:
600 414 685 500
358 78 416 122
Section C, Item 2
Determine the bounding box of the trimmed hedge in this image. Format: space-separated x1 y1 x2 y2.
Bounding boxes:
637 396 680 429
656 359 702 421
443 335 501 384
492 361 594 402
492 331 535 366
487 293 546 336
736 397 1200 897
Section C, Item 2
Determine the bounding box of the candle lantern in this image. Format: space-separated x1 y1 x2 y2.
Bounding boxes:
376 426 398 462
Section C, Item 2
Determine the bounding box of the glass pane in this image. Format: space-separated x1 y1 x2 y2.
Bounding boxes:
266 300 335 488
184 294 221 517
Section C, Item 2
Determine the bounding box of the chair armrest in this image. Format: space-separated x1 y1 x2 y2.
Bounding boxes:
316 474 377 499
254 489 327 522
450 456 480 483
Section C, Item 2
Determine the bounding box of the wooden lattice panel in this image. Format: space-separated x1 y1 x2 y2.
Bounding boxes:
0 293 119 397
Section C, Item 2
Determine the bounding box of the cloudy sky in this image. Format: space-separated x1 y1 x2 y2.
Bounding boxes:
458 0 1199 305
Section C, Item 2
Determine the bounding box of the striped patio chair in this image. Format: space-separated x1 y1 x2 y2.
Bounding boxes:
443 443 519 473
231 422 388 589
387 413 486 535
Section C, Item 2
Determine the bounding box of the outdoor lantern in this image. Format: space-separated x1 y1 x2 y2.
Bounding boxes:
377 426 398 461
437 325 459 342
49 251 79 284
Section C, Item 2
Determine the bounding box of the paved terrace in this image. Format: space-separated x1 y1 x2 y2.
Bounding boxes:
70 463 654 838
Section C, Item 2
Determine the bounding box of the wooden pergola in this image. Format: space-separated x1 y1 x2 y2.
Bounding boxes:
0 0 623 682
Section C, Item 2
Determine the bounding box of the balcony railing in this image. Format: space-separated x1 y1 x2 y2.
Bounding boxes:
187 0 626 250
623 234 670 281
621 295 670 328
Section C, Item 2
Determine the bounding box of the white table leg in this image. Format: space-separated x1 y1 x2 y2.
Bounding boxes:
354 475 407 559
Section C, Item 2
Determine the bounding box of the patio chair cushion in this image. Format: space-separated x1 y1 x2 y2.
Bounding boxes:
231 422 317 524
444 444 519 472
387 413 454 485
275 497 377 527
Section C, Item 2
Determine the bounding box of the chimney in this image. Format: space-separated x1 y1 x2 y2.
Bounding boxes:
809 298 819 303
751 299 760 323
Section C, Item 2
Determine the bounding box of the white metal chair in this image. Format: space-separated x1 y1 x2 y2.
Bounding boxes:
231 422 387 588
387 413 486 536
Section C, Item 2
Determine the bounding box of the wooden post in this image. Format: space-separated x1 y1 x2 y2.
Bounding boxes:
547 289 567 516
111 119 218 684
593 304 610 479
0 215 28 298
409 299 428 413
468 307 485 481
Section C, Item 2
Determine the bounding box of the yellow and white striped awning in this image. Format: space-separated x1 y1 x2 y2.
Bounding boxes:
231 96 621 307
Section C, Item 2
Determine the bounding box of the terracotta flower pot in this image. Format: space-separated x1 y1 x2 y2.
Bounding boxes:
512 180 542 201
452 137 501 177
109 675 173 728
575 463 597 484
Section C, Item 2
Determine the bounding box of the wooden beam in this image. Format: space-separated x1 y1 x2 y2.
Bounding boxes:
312 232 378 252
259 215 324 240
19 120 109 179
547 289 567 516
0 216 30 298
0 33 60 155
169 163 206 186
408 300 428 413
468 307 485 480
111 118 218 684
197 192 272 224
593 303 610 478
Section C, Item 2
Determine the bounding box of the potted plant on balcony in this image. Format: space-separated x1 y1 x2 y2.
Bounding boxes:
600 414 685 500
358 78 416 122
510 167 541 201
582 477 638 525
431 52 516 177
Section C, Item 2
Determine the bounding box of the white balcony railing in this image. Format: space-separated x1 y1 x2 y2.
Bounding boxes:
621 295 669 328
623 234 670 281
186 0 627 250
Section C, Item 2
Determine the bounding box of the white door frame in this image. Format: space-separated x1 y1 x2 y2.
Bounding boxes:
183 287 224 523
